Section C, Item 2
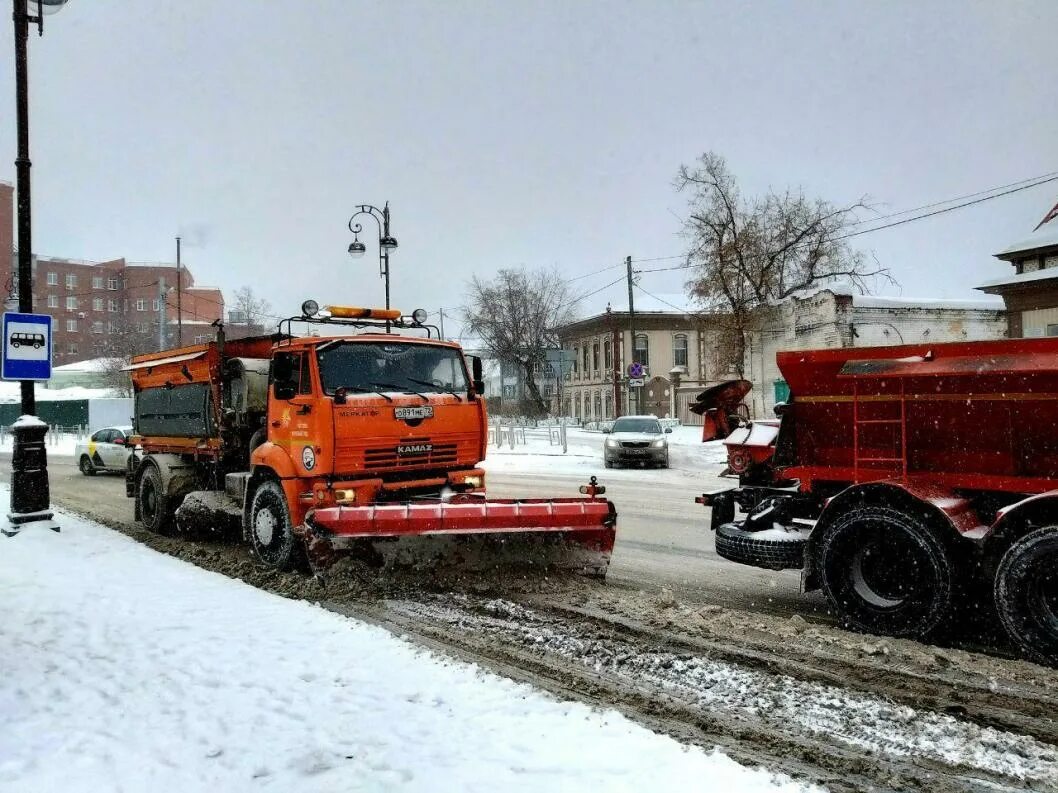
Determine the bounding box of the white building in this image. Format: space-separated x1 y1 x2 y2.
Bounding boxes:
745 286 1007 417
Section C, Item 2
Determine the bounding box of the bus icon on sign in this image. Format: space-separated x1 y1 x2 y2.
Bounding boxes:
2 312 53 381
10 332 45 350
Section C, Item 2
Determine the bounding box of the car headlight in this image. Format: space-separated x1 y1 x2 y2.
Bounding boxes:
605 438 620 448
652 439 666 448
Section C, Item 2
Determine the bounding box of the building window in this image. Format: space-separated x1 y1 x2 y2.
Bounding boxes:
604 392 613 418
603 339 612 371
108 299 118 313
582 345 589 373
107 277 119 290
47 272 58 285
136 298 146 311
92 297 104 311
67 343 77 355
66 296 78 310
92 321 103 334
1046 256 1058 270
66 319 77 332
634 334 649 367
92 276 104 289
65 273 77 289
574 392 582 419
195 334 210 344
107 322 117 333
673 334 688 368
1047 324 1058 337
592 341 600 373
594 391 602 418
152 298 161 312
47 294 58 308
571 347 578 377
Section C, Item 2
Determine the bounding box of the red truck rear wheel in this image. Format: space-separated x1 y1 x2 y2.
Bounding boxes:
995 526 1058 666
816 506 953 639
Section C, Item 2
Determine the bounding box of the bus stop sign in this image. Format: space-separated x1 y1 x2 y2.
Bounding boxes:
2 312 53 381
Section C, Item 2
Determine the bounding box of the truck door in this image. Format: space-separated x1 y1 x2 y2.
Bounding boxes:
268 350 330 477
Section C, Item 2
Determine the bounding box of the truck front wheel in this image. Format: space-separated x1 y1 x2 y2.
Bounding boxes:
248 480 306 571
816 506 953 638
995 526 1058 666
138 464 173 535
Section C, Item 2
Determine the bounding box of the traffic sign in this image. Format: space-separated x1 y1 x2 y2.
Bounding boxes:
545 348 577 378
628 378 645 388
2 312 53 381
627 362 645 379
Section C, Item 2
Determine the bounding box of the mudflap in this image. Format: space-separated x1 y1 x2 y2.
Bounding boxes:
296 496 617 579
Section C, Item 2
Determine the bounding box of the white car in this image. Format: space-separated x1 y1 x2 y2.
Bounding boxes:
75 425 134 476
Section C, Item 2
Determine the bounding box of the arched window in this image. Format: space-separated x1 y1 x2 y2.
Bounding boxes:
592 341 600 373
673 334 688 368
634 334 649 366
594 391 603 418
603 339 612 370
604 391 613 418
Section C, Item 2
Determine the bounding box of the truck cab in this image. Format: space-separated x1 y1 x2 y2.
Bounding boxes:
249 333 488 530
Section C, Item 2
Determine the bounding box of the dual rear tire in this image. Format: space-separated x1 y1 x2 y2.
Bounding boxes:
995 526 1058 666
815 506 954 639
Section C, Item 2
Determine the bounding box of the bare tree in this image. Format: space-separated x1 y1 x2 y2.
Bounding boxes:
230 286 273 331
90 316 157 397
463 267 575 416
676 152 893 373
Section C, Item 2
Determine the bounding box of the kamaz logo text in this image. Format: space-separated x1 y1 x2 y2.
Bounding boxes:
396 443 433 457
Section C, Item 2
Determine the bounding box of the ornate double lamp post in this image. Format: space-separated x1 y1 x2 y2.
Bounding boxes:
347 202 398 332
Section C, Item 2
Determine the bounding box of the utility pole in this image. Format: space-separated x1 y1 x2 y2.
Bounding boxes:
158 277 167 351
626 255 638 414
175 236 182 347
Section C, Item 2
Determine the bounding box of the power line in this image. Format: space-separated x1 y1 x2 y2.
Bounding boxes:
633 283 696 315
564 260 627 282
555 275 626 313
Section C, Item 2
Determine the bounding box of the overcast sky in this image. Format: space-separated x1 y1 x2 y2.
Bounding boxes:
1 0 1056 339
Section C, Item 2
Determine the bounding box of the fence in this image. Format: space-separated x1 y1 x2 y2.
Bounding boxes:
0 424 90 448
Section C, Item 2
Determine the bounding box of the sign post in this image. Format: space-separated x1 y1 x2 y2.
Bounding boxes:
545 349 577 453
2 312 57 534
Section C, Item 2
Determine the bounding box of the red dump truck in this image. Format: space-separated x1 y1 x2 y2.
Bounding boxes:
697 337 1058 665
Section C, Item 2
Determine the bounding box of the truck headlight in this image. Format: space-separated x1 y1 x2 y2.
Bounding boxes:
463 475 482 488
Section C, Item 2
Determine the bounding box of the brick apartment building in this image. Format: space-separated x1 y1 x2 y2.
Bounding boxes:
1 181 226 364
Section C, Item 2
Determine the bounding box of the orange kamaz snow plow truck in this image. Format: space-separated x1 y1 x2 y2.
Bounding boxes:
125 302 615 576
696 337 1058 666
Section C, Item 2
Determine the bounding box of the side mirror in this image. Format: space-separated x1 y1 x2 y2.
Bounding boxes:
664 427 673 434
469 355 484 395
113 437 125 445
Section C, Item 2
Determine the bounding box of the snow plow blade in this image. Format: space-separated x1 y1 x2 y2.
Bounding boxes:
298 493 617 578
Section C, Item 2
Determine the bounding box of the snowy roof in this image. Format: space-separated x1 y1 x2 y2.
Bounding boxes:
52 356 123 372
783 282 1003 311
994 202 1058 258
977 266 1058 292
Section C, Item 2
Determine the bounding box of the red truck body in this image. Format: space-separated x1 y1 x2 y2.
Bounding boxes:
700 337 1058 666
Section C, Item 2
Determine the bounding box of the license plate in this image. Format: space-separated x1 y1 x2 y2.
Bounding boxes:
624 449 646 455
395 406 434 420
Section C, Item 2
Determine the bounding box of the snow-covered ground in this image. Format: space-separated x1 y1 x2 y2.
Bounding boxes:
483 424 728 480
0 430 80 456
0 496 809 793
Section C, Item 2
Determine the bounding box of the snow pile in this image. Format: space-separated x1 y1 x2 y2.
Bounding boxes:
0 500 807 793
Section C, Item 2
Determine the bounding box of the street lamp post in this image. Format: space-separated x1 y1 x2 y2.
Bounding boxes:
7 0 70 534
347 202 398 333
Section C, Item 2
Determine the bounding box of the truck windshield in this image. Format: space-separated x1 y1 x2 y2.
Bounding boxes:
317 341 469 396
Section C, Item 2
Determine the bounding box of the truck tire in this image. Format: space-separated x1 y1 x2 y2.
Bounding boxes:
248 479 306 571
816 506 953 638
714 523 806 570
995 526 1058 666
138 463 173 535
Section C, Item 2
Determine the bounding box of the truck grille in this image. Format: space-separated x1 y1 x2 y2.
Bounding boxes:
363 439 459 469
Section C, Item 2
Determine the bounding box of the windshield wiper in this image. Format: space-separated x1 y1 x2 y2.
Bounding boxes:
370 381 429 402
405 377 464 401
342 385 394 403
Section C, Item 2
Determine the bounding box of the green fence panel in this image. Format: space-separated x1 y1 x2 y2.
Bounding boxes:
0 400 88 427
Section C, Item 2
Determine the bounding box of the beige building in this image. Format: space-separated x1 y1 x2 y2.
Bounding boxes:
556 302 728 423
977 198 1058 338
745 285 1008 417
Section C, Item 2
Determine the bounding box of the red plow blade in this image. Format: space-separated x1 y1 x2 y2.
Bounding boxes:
300 496 617 578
